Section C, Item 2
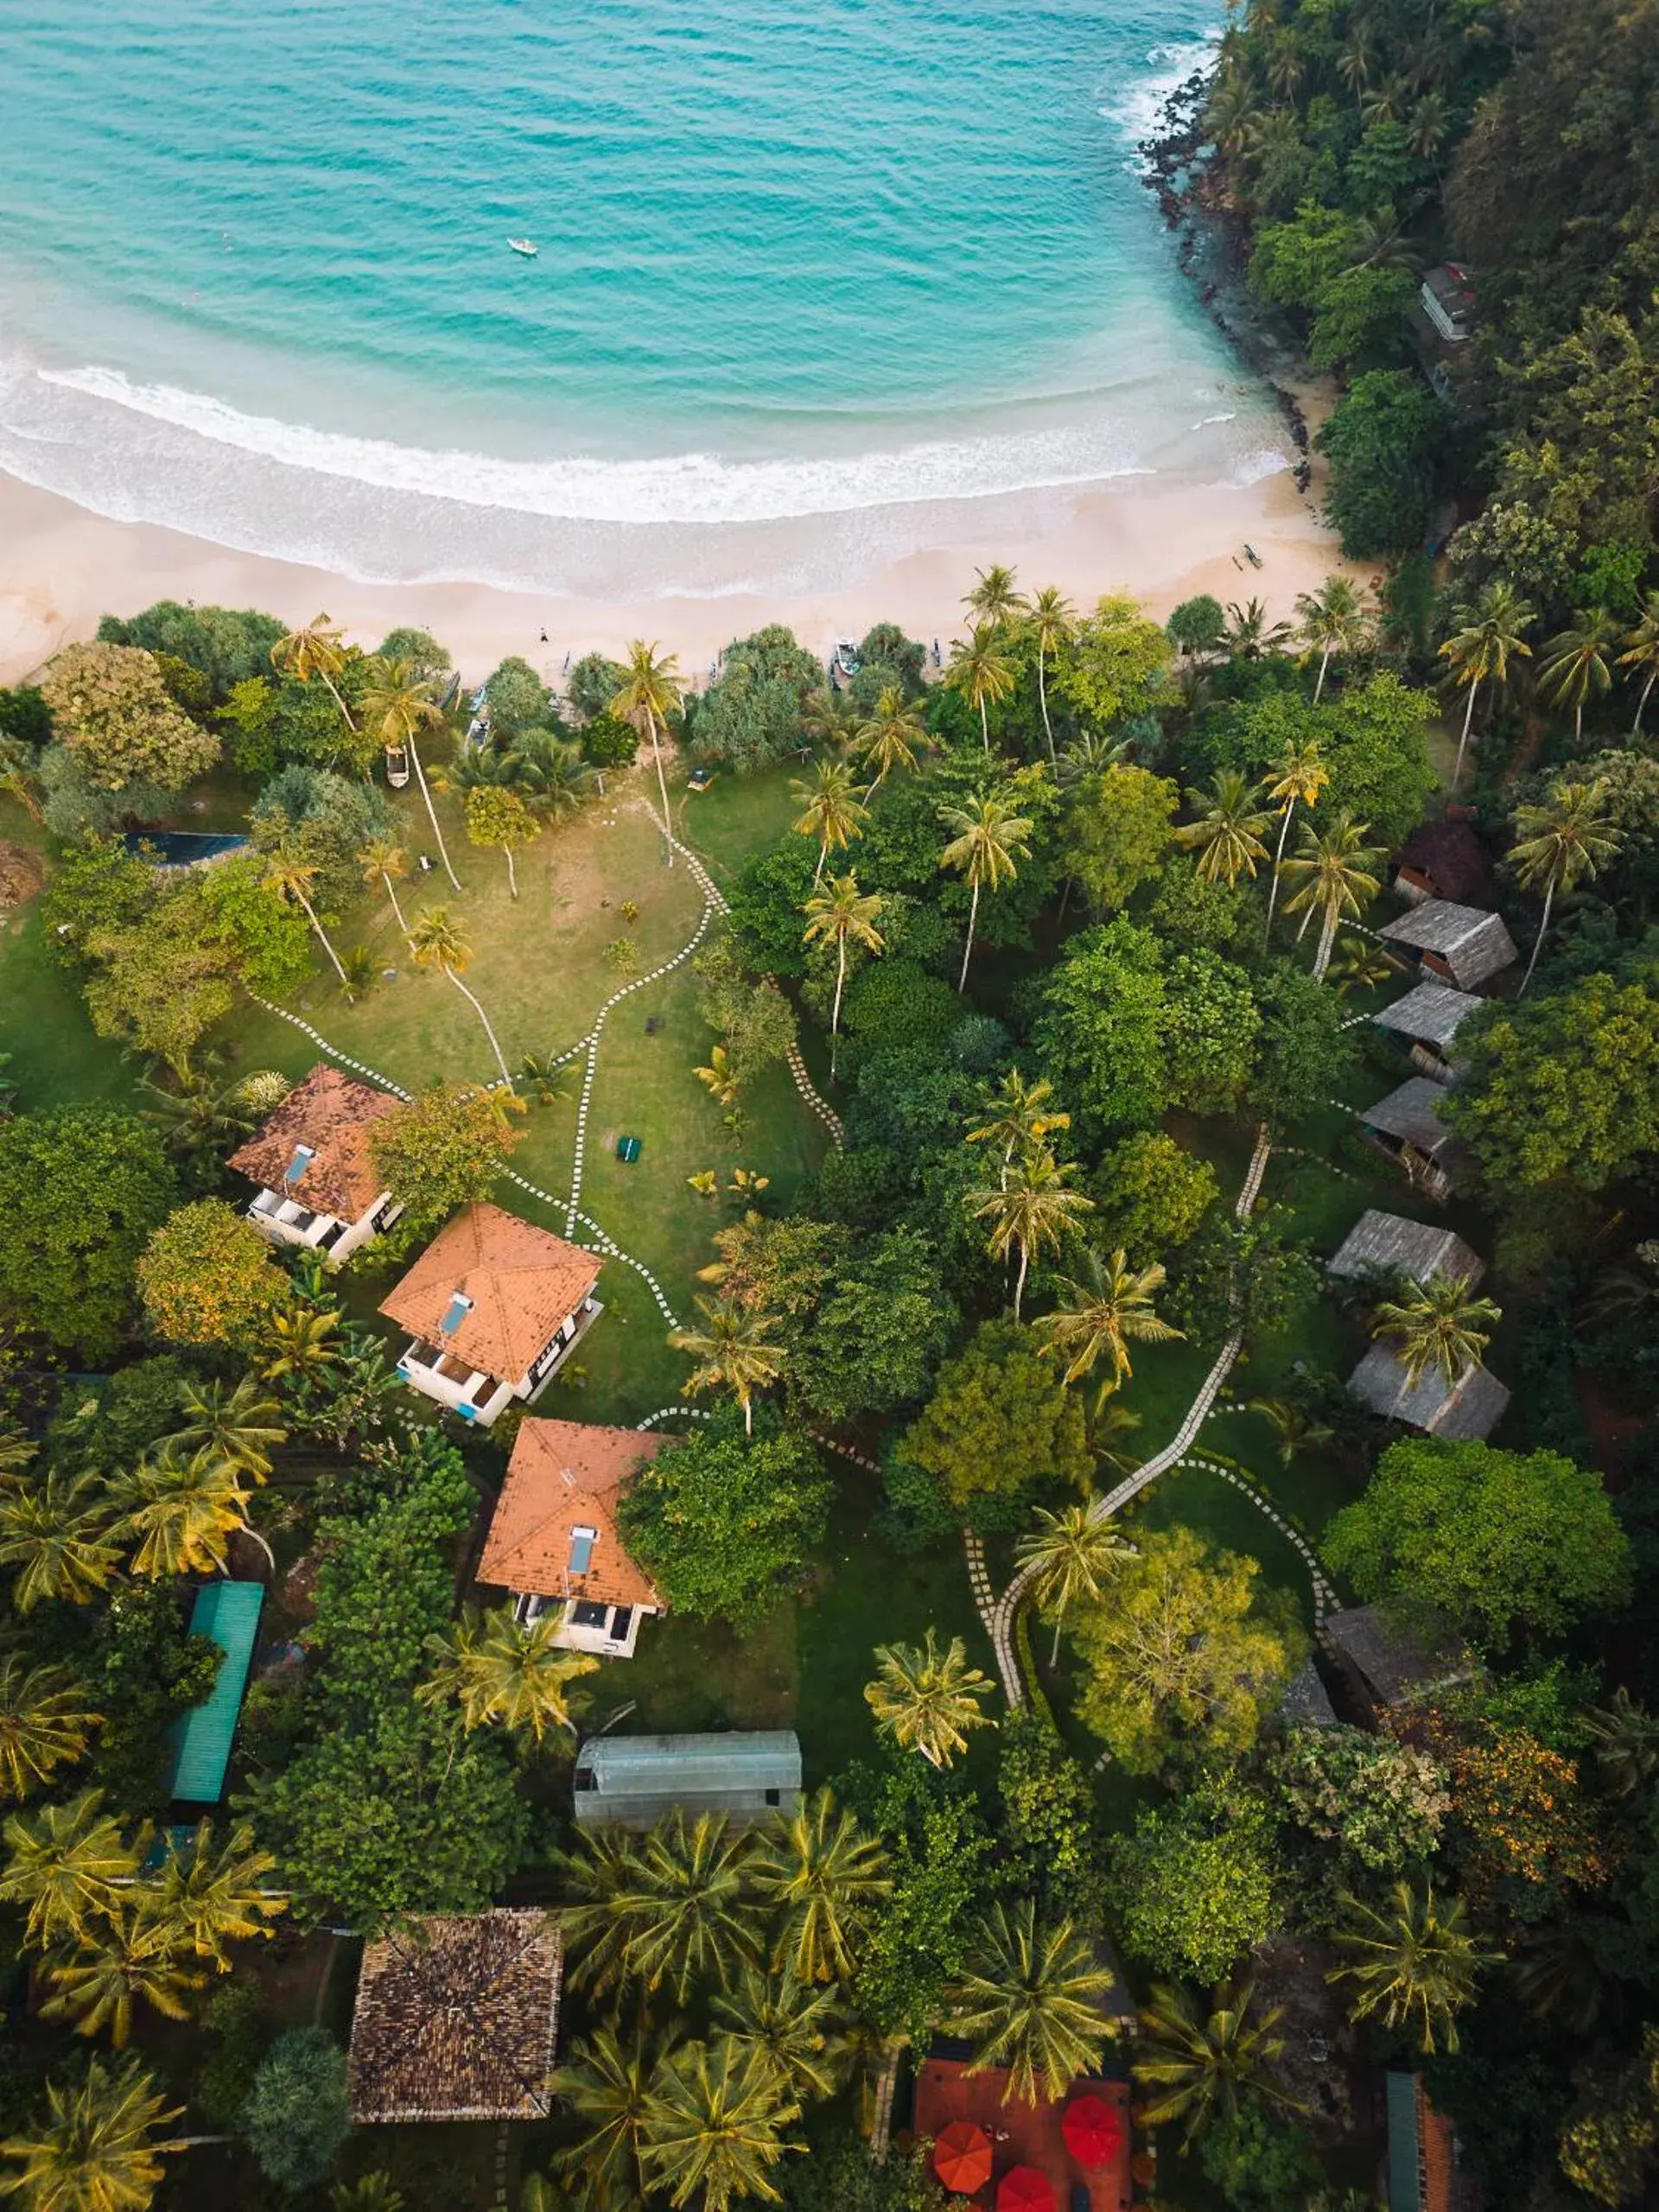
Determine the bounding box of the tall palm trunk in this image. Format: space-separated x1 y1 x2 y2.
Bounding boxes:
321 673 357 733
978 696 989 754
1574 702 1584 747
814 840 827 888
649 709 675 865
1636 670 1657 735
1013 1238 1029 1321
830 939 848 1080
409 734 462 891
505 847 518 899
741 1391 753 1438
957 880 981 993
1313 899 1341 980
1519 880 1554 997
444 968 513 1085
1037 650 1054 759
380 872 410 938
1313 645 1332 703
1263 798 1297 944
290 884 350 987
1452 677 1480 784
1050 1603 1068 1671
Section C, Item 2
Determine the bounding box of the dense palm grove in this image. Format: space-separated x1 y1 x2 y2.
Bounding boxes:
0 526 1655 2212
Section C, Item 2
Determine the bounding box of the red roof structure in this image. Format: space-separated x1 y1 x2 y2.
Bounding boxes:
914 2058 1132 2212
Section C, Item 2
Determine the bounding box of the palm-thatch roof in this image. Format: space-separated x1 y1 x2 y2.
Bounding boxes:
1348 1344 1510 1440
1372 981 1485 1057
1323 1605 1477 1713
1359 1079 1463 1166
1327 1211 1486 1290
1376 900 1516 989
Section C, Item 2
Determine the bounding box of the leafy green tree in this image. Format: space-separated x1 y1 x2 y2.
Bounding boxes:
1327 1881 1497 2055
1090 1132 1218 1256
1109 1789 1280 1982
1071 1525 1304 1776
135 1201 288 1351
1062 763 1177 910
947 1899 1115 2102
464 784 540 896
1134 1977 1297 2145
690 626 817 773
80 910 238 1081
40 642 219 793
1249 960 1357 1122
1166 594 1227 658
243 2029 351 2196
618 1417 830 1623
1267 1726 1449 1882
1443 969 1659 1205
789 1229 956 1424
898 1320 1090 1520
1034 918 1170 1135
1316 369 1448 557
1198 2093 1325 2212
0 1111 176 1356
865 1630 995 1770
192 854 314 995
1055 594 1174 727
995 1713 1101 1923
0 2055 184 2212
368 1083 524 1233
1323 1437 1630 1649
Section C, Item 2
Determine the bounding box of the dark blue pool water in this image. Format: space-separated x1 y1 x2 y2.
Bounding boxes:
120 831 250 868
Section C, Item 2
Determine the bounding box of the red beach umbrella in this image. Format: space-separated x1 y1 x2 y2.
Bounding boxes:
1062 2092 1123 2168
933 2121 994 2196
997 2167 1056 2212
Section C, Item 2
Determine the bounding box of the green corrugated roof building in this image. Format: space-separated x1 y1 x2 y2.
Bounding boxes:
167 1581 264 1805
572 1730 801 1829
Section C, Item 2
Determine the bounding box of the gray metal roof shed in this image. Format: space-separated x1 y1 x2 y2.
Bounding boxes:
1348 1344 1510 1440
1359 1079 1462 1165
1327 1211 1486 1290
1372 981 1485 1055
1376 900 1516 989
573 1730 803 1829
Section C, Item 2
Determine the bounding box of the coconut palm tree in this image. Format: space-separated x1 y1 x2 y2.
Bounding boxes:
0 1475 122 1614
947 626 1018 753
712 1965 847 2103
1015 1505 1138 1669
271 615 356 730
1224 599 1293 659
1618 591 1659 734
331 2181 404 2212
695 1045 743 1111
965 1070 1070 1185
261 1304 343 1389
110 1442 270 1581
948 1900 1116 2104
41 1904 205 2050
1175 769 1272 887
964 1145 1093 1319
1023 587 1075 759
1034 1248 1182 1406
1279 811 1383 979
146 1821 283 1969
618 1811 762 2004
801 873 884 1079
1262 740 1329 942
137 1072 258 1165
172 1379 285 1483
1134 1976 1298 2144
0 1661 99 1805
1537 607 1621 745
0 2054 186 2212
964 563 1022 625
1584 1688 1659 1799
748 1787 890 1986
1437 581 1535 783
0 1792 139 1950
1509 775 1620 995
1371 1270 1502 1388
0 734 43 823
416 1605 600 1742
1327 1880 1497 2053
1295 575 1368 702
864 1629 995 1770
1247 1397 1336 1468
547 2026 670 2209
517 1051 574 1107
852 686 926 798
405 905 513 1084
668 1296 785 1436
1325 935 1398 995
638 2037 800 2212
612 643 683 863
359 655 459 888
359 839 411 938
939 791 1035 992
506 729 597 821
790 760 868 886
556 1826 643 1999
261 846 350 988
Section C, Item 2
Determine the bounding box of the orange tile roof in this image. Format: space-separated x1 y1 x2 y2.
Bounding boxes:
378 1204 601 1383
479 1418 673 1611
228 1065 401 1220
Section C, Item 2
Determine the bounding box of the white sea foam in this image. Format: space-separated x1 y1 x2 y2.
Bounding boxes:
1097 31 1220 166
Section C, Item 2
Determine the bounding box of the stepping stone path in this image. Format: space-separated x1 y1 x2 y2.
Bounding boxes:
1177 1449 1336 1629
962 1530 997 1637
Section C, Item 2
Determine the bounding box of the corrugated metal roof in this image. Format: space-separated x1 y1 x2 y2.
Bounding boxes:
576 1730 801 1796
1387 2071 1423 2212
168 1581 263 1805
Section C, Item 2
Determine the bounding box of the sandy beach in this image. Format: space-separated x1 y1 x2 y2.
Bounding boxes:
0 447 1353 690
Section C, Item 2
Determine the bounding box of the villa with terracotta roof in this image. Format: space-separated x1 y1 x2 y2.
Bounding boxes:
228 1065 404 1260
379 1202 603 1427
478 1416 673 1658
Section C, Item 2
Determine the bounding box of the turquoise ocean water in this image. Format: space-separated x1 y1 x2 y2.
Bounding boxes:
0 0 1281 595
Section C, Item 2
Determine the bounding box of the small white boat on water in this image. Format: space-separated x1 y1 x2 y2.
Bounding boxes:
507 237 537 257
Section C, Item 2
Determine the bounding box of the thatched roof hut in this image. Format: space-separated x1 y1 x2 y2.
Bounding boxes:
1348 1344 1510 1440
1327 1211 1486 1291
1394 820 1494 908
1376 900 1516 992
1323 1605 1476 1715
348 1910 562 2124
1372 982 1485 1082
